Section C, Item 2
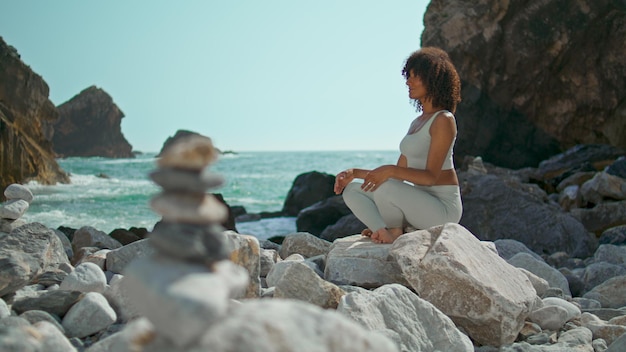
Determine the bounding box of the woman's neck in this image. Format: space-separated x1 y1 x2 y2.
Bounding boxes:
421 100 444 114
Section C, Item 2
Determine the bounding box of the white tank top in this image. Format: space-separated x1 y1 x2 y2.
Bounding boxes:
399 110 456 170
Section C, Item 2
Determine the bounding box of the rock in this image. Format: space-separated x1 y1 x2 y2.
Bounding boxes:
324 235 409 289
338 284 474 351
607 333 626 352
274 261 345 309
508 253 572 297
53 85 134 158
108 228 142 246
0 222 71 297
518 268 550 297
542 297 582 321
0 325 44 351
0 199 29 219
570 200 626 235
580 171 626 204
493 239 544 261
606 156 626 179
278 232 332 259
459 173 597 258
0 37 69 192
581 262 626 293
320 213 367 242
59 262 107 293
19 309 65 334
0 218 26 233
0 298 10 318
224 231 261 299
259 248 279 277
583 275 626 308
594 244 626 265
599 225 626 246
150 192 227 224
195 299 399 352
62 292 117 338
390 223 537 346
103 274 141 323
424 0 626 168
282 171 336 216
4 183 34 202
156 133 217 171
71 226 123 252
584 321 626 346
83 317 154 352
34 321 78 351
11 289 83 316
149 167 224 194
105 238 156 274
528 305 571 331
122 257 248 348
149 222 229 265
295 196 352 236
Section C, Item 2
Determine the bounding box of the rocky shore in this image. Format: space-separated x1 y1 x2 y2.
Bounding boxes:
1 137 626 351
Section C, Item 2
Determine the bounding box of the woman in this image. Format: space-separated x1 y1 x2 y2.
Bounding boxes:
334 47 462 244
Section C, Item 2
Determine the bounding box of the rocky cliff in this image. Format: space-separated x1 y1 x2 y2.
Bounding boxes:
422 0 626 168
51 86 134 158
0 37 69 193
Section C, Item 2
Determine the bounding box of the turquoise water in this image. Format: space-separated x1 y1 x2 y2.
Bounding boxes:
22 151 398 239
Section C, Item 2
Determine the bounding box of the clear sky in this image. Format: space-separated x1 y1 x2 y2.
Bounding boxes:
1 1 429 153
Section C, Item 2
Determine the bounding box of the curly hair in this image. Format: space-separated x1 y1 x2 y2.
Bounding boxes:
402 47 461 113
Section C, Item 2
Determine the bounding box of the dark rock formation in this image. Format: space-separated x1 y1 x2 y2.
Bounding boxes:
51 86 134 158
158 130 203 157
282 171 336 216
295 196 352 236
0 37 69 193
422 0 626 169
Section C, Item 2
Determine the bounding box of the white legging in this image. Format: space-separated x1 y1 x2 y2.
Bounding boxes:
342 179 462 232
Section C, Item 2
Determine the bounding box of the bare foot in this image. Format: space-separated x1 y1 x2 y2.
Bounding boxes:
361 228 373 237
371 227 403 244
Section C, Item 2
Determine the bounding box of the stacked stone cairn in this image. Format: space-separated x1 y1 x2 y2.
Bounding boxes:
120 135 247 349
0 183 33 232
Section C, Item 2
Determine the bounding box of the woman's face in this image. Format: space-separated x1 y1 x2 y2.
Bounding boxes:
406 70 426 100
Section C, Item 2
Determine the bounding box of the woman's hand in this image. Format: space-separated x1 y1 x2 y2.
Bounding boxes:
362 165 396 192
334 169 355 194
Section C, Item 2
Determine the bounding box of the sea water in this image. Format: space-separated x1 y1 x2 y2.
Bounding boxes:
21 151 398 240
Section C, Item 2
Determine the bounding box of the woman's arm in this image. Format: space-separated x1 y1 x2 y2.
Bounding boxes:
362 114 456 190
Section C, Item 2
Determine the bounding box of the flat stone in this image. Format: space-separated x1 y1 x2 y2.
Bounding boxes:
4 184 34 203
150 192 227 224
157 135 218 171
0 199 29 220
149 168 224 193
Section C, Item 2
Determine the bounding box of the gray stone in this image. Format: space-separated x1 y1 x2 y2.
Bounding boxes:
580 171 626 205
72 226 122 251
508 252 572 296
123 257 248 347
582 262 626 292
62 292 117 338
149 222 229 264
149 167 224 193
529 305 570 331
0 223 70 297
34 320 77 351
338 284 473 352
60 262 107 293
20 310 64 334
594 244 626 265
259 248 279 277
4 183 34 203
274 261 345 309
150 192 227 224
157 134 218 171
105 238 155 274
493 239 544 261
570 200 626 235
324 235 409 289
197 299 399 352
607 333 626 352
224 231 261 299
583 275 626 308
279 232 332 259
390 223 537 346
0 199 29 219
11 289 83 316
